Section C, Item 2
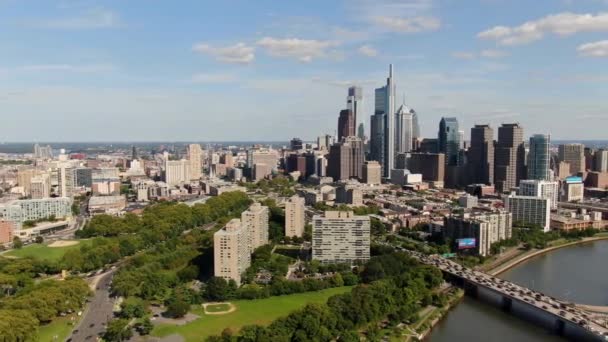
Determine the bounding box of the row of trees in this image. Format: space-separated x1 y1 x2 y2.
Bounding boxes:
206 252 443 341
491 226 600 253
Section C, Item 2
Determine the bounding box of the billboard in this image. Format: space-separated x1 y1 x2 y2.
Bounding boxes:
457 238 476 250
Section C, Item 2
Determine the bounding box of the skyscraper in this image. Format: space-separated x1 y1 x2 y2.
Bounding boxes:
375 65 396 177
558 143 585 175
412 109 420 140
357 123 365 140
468 124 494 185
188 143 203 180
285 195 305 238
395 104 414 154
312 211 370 264
241 203 269 252
337 109 355 141
347 86 362 129
528 134 551 181
327 137 364 181
214 218 250 285
494 123 524 192
369 112 385 174
438 117 460 166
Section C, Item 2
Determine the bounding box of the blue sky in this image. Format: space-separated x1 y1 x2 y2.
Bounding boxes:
1 0 607 142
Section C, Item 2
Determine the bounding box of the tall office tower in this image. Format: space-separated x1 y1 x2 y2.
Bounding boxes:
317 134 335 150
458 130 465 150
285 195 305 238
164 159 190 186
347 86 362 129
375 64 396 177
241 202 269 252
518 179 559 210
369 112 386 175
504 195 551 232
187 143 203 180
327 137 364 181
594 149 608 172
214 218 250 285
468 124 494 185
395 104 414 154
286 154 307 178
74 167 93 188
443 210 512 256
412 109 420 140
362 161 382 185
558 143 585 175
337 109 355 141
408 153 446 184
357 123 365 140
246 148 279 171
33 143 53 159
494 123 524 192
17 169 38 197
584 148 595 171
438 117 461 166
312 211 370 264
131 145 138 160
30 173 51 199
290 138 303 151
527 134 551 181
557 161 571 180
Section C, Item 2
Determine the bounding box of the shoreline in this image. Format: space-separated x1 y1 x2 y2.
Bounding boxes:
487 235 608 276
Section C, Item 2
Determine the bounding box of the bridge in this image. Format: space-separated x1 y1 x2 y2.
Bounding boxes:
409 251 608 341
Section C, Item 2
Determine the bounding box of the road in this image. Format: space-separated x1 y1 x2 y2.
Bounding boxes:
68 271 116 342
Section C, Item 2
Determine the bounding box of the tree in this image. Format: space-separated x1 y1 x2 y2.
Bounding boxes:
166 297 190 318
12 236 23 249
103 319 133 341
205 277 231 301
136 317 153 335
119 297 146 318
34 236 44 244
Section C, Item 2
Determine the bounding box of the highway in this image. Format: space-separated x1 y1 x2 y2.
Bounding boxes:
409 251 608 340
68 271 116 342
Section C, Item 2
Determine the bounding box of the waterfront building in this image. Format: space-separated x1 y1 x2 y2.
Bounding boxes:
505 195 551 232
443 210 512 256
527 134 551 181
518 179 559 210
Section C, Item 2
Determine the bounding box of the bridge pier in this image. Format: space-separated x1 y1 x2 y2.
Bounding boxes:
554 319 565 336
463 281 478 298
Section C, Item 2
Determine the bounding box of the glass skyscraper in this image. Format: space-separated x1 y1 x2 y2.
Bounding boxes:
438 117 461 166
527 134 551 181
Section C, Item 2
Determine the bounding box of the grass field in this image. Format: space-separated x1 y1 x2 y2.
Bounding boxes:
38 315 79 342
152 286 353 341
4 240 91 261
205 303 231 313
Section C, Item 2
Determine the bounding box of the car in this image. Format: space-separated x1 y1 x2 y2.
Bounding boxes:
73 330 79 335
89 323 95 328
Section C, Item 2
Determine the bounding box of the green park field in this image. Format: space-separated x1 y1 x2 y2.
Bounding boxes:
4 240 91 261
152 286 353 341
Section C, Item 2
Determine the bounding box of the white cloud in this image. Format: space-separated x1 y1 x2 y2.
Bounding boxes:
256 37 336 62
478 12 608 45
577 40 608 57
35 8 121 29
190 73 236 83
371 15 441 33
451 51 476 60
193 42 255 64
480 49 508 58
17 64 115 72
358 45 378 57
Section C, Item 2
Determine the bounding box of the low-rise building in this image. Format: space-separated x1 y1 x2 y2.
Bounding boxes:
88 195 126 215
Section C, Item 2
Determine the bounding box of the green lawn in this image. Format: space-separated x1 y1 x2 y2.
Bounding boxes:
205 303 231 313
5 240 91 262
152 286 353 341
38 315 79 342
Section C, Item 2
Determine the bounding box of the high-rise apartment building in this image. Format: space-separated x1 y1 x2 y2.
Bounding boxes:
561 176 584 202
285 195 305 238
558 144 585 175
505 195 551 232
188 144 203 180
494 123 524 192
438 117 461 166
468 124 494 185
214 218 250 285
327 137 364 181
443 210 512 256
164 159 190 186
527 134 551 181
312 211 370 264
593 149 608 172
241 203 269 252
518 179 559 210
33 143 53 159
30 173 51 199
408 153 446 184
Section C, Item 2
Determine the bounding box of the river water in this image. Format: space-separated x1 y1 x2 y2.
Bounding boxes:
428 239 608 341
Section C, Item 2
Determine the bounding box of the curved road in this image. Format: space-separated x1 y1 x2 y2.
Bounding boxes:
68 271 116 342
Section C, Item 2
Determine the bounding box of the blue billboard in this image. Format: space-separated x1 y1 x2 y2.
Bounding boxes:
457 238 476 250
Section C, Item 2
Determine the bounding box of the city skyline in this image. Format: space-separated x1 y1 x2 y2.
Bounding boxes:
2 1 608 142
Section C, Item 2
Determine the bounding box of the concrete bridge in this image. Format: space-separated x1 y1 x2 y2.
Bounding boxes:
409 251 608 341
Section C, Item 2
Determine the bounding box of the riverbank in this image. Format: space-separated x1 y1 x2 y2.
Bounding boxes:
488 234 608 276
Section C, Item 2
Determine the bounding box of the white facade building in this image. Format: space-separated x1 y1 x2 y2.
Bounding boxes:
241 203 269 252
214 218 251 285
312 211 370 264
285 195 305 238
518 179 559 210
505 195 551 232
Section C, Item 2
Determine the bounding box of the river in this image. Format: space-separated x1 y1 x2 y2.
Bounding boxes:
428 239 608 341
